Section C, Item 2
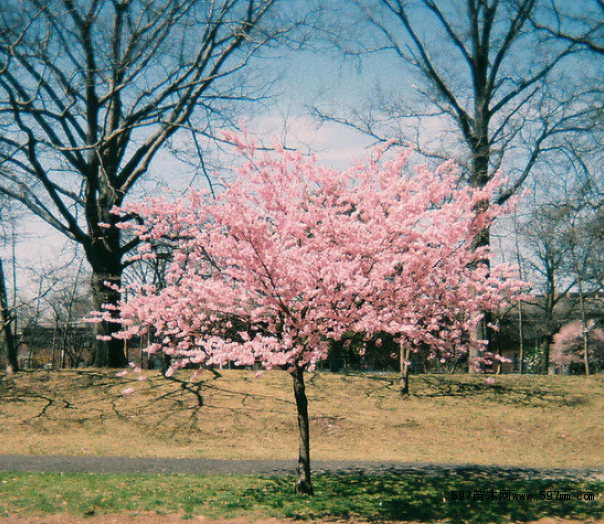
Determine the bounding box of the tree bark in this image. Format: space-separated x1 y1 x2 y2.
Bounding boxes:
0 257 19 372
468 144 491 372
540 267 557 374
90 268 127 368
570 231 591 375
400 342 410 396
583 327 591 376
518 299 525 374
291 366 313 495
540 335 553 375
328 340 342 372
87 225 128 368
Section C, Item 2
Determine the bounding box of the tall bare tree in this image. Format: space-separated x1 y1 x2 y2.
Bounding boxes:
0 197 19 371
319 0 596 366
0 0 285 366
324 0 587 196
517 203 576 373
534 0 604 229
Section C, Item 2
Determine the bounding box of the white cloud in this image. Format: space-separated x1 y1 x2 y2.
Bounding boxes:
249 113 374 170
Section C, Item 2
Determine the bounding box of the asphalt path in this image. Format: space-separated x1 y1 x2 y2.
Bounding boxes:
0 455 603 481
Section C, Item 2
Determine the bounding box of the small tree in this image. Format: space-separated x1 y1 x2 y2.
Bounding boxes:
552 320 604 374
98 136 523 494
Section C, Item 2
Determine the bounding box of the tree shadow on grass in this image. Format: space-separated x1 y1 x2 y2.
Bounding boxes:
253 468 603 524
415 376 589 408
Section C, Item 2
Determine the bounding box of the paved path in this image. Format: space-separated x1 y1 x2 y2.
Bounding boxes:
0 455 603 481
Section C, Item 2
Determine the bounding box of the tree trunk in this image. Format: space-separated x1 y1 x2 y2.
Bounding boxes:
90 268 127 368
467 225 491 373
575 274 591 375
469 311 489 373
583 327 591 376
291 366 313 495
85 218 129 369
400 342 410 396
468 115 492 372
571 241 590 375
328 340 342 372
518 299 525 374
540 335 553 375
0 257 19 372
514 238 526 375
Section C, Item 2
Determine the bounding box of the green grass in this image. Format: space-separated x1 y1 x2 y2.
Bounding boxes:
0 470 602 523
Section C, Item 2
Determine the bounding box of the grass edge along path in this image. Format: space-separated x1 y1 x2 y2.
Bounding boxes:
0 469 602 524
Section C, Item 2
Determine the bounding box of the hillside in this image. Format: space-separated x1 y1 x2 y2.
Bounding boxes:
0 370 602 468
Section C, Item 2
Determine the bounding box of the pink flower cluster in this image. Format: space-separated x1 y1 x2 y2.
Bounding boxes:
552 320 604 368
96 136 526 375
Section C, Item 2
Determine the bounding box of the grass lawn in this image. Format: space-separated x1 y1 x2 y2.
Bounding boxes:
0 369 602 467
0 369 602 523
0 469 602 523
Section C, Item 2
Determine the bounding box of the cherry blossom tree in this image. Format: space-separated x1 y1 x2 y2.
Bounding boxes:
552 320 604 374
96 135 524 494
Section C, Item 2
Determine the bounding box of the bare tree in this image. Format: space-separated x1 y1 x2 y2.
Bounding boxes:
534 0 604 56
517 146 604 372
45 257 93 368
319 0 597 366
532 0 604 222
323 0 588 197
0 197 19 371
0 0 287 367
564 190 604 375
517 203 576 373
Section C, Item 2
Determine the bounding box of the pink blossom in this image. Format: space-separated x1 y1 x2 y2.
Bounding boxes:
104 134 526 376
552 320 604 369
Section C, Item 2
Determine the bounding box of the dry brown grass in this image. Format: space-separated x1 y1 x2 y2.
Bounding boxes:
0 369 602 468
